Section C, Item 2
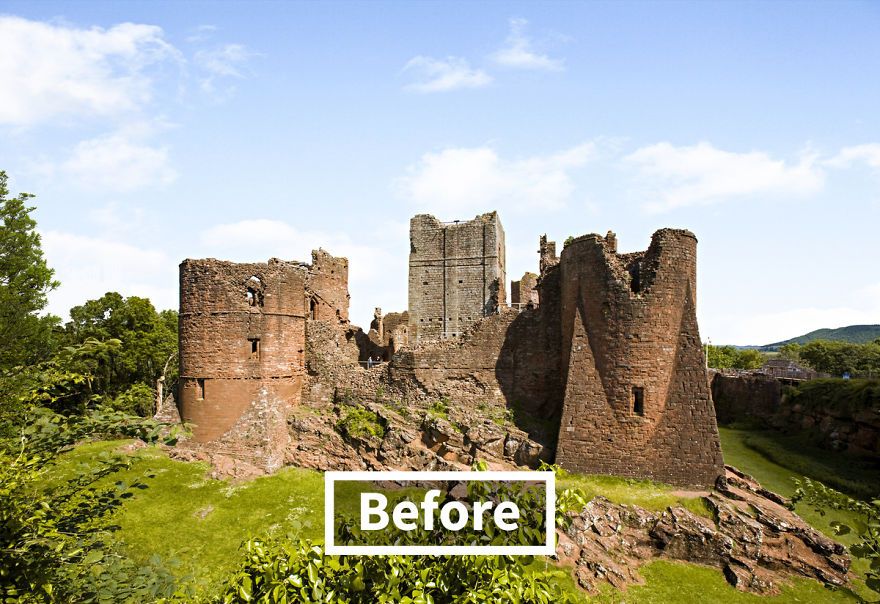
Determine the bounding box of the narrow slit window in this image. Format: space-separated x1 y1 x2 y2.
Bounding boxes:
249 338 260 359
196 378 205 400
309 297 317 320
633 387 644 416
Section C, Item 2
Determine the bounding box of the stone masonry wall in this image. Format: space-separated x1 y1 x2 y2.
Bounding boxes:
553 230 724 487
306 248 350 323
408 213 506 342
710 371 782 425
511 272 539 307
178 258 307 469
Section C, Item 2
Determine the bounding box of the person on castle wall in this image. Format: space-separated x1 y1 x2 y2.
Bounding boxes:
367 357 374 369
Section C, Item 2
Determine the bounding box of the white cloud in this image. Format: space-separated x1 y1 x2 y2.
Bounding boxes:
826 143 880 170
490 18 564 71
186 24 217 44
0 16 179 126
402 56 492 93
42 230 177 317
195 43 253 77
625 142 824 213
705 282 880 345
394 143 597 213
61 132 176 192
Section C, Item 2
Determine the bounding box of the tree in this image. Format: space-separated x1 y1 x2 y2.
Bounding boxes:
0 171 60 370
706 345 766 370
798 339 880 376
62 292 178 412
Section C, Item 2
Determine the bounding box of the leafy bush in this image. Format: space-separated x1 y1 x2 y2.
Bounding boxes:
786 378 880 415
0 406 179 602
216 538 577 604
336 407 386 439
428 398 449 420
792 477 880 597
111 383 156 417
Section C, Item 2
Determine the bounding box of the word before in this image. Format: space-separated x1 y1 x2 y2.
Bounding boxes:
360 489 520 532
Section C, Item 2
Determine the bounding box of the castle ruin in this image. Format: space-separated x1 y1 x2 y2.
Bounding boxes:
408 213 506 342
176 212 723 487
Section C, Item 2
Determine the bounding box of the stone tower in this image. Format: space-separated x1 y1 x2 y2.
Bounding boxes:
177 251 349 470
553 229 723 487
408 212 506 342
178 258 306 469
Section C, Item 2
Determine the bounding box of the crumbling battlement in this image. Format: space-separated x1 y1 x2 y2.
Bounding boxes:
408 213 506 343
553 229 723 486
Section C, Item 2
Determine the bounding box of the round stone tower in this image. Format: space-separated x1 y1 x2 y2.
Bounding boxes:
178 258 307 467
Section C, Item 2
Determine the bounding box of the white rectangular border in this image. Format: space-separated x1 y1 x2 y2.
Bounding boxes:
324 470 555 556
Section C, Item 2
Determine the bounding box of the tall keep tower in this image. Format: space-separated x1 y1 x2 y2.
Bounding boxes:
553 229 723 487
408 212 506 342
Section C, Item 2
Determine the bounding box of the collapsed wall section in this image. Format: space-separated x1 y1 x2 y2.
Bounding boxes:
408 213 506 342
554 230 723 487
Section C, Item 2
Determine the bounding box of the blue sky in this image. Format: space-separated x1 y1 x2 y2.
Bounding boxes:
1 1 878 345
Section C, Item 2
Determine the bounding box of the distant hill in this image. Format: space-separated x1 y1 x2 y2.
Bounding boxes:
758 324 880 351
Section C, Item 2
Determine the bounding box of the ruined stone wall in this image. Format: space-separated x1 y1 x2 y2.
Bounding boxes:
710 372 782 425
511 272 539 307
178 258 307 469
306 249 349 323
554 230 724 487
408 213 506 342
711 373 880 455
390 292 563 447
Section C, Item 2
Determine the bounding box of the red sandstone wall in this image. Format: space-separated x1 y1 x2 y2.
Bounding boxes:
306 249 350 323
554 230 723 487
178 258 307 467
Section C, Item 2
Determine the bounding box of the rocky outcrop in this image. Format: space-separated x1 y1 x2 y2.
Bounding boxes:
557 466 850 596
284 399 551 473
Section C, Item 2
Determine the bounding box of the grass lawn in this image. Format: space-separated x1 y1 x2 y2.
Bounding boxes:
44 432 871 602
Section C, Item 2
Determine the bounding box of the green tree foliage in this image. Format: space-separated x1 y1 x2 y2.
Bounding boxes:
706 345 766 370
62 292 178 408
0 357 181 602
792 477 880 598
0 171 60 370
217 539 575 604
797 340 880 377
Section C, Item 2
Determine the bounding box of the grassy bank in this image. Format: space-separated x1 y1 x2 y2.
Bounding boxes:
43 435 869 602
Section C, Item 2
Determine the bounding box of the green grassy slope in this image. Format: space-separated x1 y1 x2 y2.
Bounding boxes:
45 435 867 602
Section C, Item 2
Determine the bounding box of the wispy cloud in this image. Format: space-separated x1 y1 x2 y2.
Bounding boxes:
186 24 217 44
41 230 177 317
0 16 180 126
826 143 880 171
490 18 564 71
402 56 492 93
61 131 176 192
625 142 824 213
394 142 596 213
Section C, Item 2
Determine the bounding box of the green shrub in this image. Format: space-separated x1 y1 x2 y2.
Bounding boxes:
786 378 880 415
111 382 156 416
336 407 385 439
428 398 449 420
